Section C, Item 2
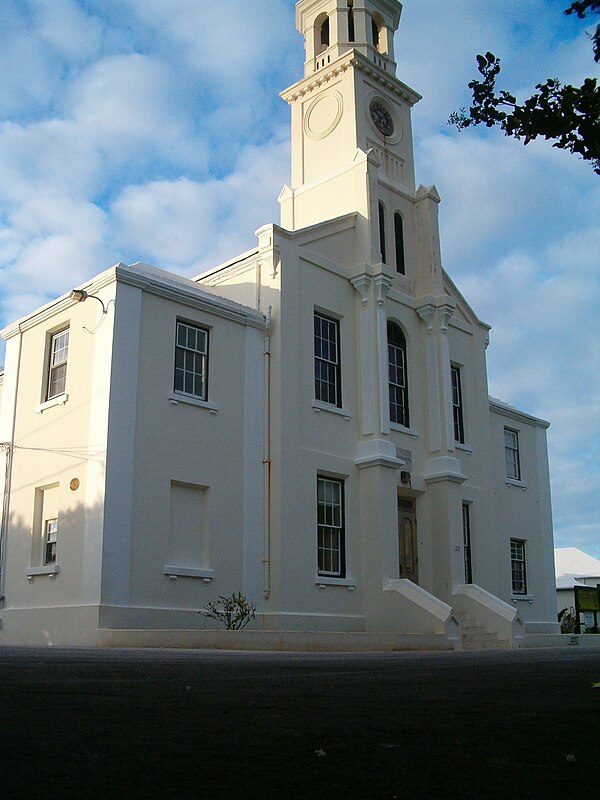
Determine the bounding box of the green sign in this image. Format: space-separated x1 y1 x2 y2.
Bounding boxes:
575 586 600 612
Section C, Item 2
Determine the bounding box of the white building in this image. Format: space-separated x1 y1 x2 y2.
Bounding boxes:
555 547 600 617
0 0 560 649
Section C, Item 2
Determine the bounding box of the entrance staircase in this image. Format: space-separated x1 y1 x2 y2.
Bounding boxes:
459 618 512 651
453 584 524 651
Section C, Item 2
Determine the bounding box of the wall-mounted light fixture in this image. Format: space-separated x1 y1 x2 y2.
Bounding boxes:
69 289 108 314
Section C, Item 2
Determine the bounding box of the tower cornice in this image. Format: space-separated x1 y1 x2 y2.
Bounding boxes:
280 49 421 106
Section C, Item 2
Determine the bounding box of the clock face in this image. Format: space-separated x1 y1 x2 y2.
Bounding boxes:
369 101 394 137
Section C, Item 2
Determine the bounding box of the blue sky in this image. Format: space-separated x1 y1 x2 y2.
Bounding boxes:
0 0 598 557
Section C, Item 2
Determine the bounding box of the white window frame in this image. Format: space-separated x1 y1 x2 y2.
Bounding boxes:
44 518 58 565
46 328 69 401
317 476 345 578
504 428 521 480
314 312 341 408
174 320 209 401
510 538 527 595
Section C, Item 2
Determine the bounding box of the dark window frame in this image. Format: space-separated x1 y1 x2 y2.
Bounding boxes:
462 504 473 584
394 212 405 275
347 0 355 42
378 202 387 264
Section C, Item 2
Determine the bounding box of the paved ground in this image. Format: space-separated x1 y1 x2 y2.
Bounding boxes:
1 645 599 799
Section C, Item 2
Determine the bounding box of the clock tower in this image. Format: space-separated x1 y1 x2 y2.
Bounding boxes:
279 0 442 294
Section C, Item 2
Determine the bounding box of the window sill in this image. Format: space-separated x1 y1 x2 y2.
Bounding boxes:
455 442 472 453
34 394 68 414
511 596 533 603
316 577 356 590
312 400 352 419
390 422 418 438
506 478 527 490
164 565 214 583
25 565 60 582
168 393 219 413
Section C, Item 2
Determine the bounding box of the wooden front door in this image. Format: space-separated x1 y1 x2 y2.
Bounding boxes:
398 498 418 583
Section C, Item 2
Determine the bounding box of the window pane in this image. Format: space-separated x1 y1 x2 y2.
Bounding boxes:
378 203 387 264
174 322 208 399
317 477 344 577
46 329 69 400
510 539 527 594
394 212 405 275
314 313 341 407
504 429 520 480
387 325 409 427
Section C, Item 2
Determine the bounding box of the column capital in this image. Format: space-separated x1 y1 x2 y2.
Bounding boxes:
416 303 436 333
350 273 372 306
416 300 455 334
374 275 393 307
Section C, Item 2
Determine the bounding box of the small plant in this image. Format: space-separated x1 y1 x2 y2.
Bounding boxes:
200 592 256 630
558 606 577 634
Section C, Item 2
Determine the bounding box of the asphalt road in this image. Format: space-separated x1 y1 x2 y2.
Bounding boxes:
1 645 599 799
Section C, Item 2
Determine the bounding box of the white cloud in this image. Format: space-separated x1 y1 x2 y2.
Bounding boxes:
124 0 298 89
33 0 103 62
110 134 289 272
0 195 110 323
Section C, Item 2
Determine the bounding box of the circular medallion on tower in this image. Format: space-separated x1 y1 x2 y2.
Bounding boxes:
369 100 394 137
304 91 343 140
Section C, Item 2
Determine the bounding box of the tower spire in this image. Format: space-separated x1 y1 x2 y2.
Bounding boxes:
296 0 402 77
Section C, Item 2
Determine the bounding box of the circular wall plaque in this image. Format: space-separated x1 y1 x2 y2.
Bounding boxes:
304 92 344 140
69 478 80 491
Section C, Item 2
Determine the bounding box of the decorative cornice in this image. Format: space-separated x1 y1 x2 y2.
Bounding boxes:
489 398 550 429
281 58 355 103
280 51 421 106
354 58 420 105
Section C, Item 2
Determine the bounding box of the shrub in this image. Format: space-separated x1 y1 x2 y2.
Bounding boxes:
200 592 256 630
558 606 577 634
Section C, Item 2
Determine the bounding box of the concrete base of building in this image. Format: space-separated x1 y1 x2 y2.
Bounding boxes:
521 632 600 648
96 627 455 652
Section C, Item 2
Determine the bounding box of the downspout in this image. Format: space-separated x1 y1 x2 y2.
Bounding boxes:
0 327 23 606
262 306 272 599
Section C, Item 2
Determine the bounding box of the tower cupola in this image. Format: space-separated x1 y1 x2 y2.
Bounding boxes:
297 0 402 77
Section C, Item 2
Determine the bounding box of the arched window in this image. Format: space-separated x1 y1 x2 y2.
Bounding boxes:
319 16 330 52
388 322 409 427
372 18 380 51
378 202 387 264
394 212 405 275
347 0 355 42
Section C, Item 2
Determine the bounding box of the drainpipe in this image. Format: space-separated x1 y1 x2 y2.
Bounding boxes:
0 328 23 606
262 306 272 599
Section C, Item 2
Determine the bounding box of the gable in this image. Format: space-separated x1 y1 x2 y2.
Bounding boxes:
443 270 489 331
